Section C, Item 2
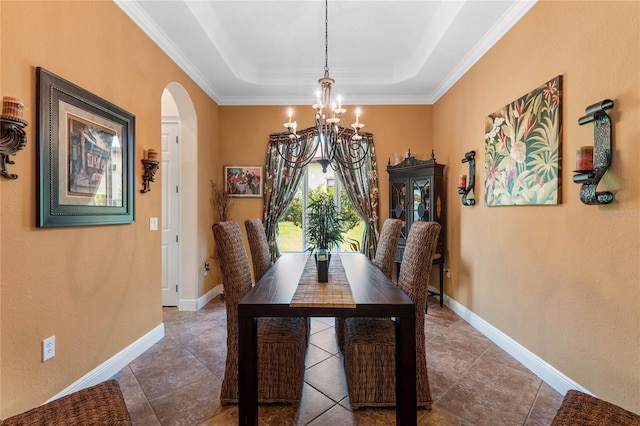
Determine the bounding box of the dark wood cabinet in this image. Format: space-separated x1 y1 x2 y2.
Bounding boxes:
387 151 446 307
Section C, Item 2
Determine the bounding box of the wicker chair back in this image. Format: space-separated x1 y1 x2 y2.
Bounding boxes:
372 218 403 279
244 219 272 282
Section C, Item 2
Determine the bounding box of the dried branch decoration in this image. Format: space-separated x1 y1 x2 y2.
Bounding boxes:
211 179 232 222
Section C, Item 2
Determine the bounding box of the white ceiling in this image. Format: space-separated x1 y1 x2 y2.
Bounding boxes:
115 0 536 106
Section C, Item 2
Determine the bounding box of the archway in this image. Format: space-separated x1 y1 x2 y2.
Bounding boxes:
161 83 198 309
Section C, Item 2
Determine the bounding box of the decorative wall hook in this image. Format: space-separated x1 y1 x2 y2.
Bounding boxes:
573 99 614 205
458 150 476 206
0 97 28 179
140 149 159 193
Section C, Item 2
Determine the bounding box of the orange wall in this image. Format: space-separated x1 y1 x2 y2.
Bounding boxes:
0 1 219 417
219 105 433 228
1 0 638 418
432 1 639 412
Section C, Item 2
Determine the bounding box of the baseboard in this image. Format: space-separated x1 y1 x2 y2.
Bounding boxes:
178 285 223 311
444 295 592 397
46 323 165 403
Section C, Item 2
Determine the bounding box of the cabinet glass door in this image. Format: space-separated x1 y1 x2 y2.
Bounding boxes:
411 179 431 222
390 181 407 239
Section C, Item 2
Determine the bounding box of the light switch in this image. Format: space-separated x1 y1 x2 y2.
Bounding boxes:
150 217 158 231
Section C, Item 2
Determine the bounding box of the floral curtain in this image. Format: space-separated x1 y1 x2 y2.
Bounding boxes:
332 130 380 259
262 127 316 261
262 126 381 261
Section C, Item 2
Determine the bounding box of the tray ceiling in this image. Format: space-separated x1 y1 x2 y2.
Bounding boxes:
115 0 536 105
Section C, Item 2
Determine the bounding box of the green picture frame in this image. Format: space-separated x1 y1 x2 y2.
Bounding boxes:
37 67 135 227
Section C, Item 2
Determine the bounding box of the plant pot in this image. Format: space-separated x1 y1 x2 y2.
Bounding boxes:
313 250 331 265
315 249 330 283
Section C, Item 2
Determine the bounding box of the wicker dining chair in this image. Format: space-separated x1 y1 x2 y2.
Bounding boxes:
336 218 403 351
551 390 640 425
245 218 311 343
244 219 273 282
372 218 403 279
1 380 131 426
212 221 306 404
342 221 441 409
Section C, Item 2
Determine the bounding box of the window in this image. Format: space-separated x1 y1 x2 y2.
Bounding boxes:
278 162 363 252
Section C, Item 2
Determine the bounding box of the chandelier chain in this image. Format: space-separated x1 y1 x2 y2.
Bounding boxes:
324 0 329 77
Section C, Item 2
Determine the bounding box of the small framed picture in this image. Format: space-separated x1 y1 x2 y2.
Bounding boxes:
224 166 262 197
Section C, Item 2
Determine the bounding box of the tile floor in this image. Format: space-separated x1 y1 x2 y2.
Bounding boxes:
112 296 565 425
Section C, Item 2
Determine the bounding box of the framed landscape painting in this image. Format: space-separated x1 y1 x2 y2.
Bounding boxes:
225 166 263 197
484 75 562 206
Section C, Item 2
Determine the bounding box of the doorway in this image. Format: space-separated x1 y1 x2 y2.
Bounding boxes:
161 120 180 306
161 84 198 309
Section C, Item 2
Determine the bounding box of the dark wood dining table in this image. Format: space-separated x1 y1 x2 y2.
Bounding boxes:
237 252 417 425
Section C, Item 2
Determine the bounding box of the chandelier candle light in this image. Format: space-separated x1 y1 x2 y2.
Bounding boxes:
281 0 368 173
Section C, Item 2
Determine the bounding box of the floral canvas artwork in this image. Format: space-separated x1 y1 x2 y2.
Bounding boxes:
484 76 562 205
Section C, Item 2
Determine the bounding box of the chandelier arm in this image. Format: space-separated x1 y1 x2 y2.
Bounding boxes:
331 129 372 170
333 145 370 169
277 146 318 169
271 132 320 169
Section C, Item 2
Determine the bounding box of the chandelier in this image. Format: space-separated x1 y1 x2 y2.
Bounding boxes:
280 0 369 173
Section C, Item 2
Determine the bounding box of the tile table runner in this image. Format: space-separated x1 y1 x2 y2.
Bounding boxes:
290 254 356 308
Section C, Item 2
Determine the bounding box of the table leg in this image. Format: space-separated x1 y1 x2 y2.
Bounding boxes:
439 263 444 307
238 314 258 426
395 316 417 425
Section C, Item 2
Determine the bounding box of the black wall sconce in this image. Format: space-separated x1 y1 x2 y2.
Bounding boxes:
458 150 476 206
141 149 159 193
0 97 28 179
573 99 614 205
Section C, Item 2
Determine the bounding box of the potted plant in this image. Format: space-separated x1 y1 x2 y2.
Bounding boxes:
306 192 346 282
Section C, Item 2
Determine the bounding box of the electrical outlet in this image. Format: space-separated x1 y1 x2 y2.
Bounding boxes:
204 262 211 276
43 336 55 362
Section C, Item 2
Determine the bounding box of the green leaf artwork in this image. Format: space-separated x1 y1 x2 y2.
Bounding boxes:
484 76 562 205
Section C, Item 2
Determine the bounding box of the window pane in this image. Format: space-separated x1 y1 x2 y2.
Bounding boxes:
277 162 364 253
278 178 303 252
307 162 335 252
339 184 364 252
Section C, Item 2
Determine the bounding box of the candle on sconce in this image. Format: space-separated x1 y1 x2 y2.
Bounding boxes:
575 146 594 171
2 96 25 120
147 149 158 161
143 150 148 160
458 174 467 189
